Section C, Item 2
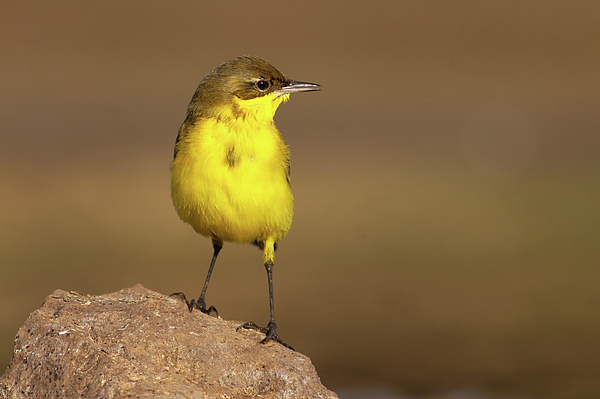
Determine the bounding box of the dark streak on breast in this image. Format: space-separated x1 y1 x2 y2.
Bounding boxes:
226 147 236 167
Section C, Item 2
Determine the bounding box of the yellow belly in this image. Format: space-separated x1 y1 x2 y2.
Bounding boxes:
170 116 294 245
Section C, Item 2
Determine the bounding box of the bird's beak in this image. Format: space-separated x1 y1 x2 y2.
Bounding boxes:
278 80 321 94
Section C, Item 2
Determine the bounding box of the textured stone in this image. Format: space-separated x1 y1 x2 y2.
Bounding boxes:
0 285 337 399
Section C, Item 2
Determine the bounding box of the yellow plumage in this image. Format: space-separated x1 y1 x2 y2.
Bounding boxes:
171 94 293 262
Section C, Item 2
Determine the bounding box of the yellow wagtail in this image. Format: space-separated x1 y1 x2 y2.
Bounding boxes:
170 55 320 349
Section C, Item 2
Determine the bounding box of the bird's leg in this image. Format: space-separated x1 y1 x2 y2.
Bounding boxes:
237 257 294 350
171 239 222 317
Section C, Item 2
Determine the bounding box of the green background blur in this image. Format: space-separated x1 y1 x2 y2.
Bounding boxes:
1 1 599 398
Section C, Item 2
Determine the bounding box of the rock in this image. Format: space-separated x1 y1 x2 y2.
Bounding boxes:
0 284 338 399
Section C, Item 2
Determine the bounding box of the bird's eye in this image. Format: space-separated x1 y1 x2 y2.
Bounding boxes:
255 79 270 92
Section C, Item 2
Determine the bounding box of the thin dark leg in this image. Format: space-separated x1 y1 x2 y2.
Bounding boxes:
198 239 222 306
237 260 293 350
266 260 276 326
171 239 222 317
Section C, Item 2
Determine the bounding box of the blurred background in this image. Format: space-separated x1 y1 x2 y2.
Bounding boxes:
1 1 599 398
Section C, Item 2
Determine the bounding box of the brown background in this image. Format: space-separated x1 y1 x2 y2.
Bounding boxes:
1 1 599 398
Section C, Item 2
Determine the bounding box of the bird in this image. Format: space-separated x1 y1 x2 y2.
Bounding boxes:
170 55 320 349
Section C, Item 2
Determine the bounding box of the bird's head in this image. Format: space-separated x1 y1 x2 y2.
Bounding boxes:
187 55 320 121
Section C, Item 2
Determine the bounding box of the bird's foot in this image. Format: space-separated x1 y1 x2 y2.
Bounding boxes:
170 292 218 317
236 320 294 350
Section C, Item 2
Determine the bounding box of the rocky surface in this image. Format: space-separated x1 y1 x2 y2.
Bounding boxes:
0 284 337 398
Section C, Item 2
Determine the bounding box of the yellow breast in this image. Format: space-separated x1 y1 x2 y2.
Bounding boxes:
170 105 294 245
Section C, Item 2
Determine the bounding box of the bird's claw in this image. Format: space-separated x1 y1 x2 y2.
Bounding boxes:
170 292 219 317
237 320 294 350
